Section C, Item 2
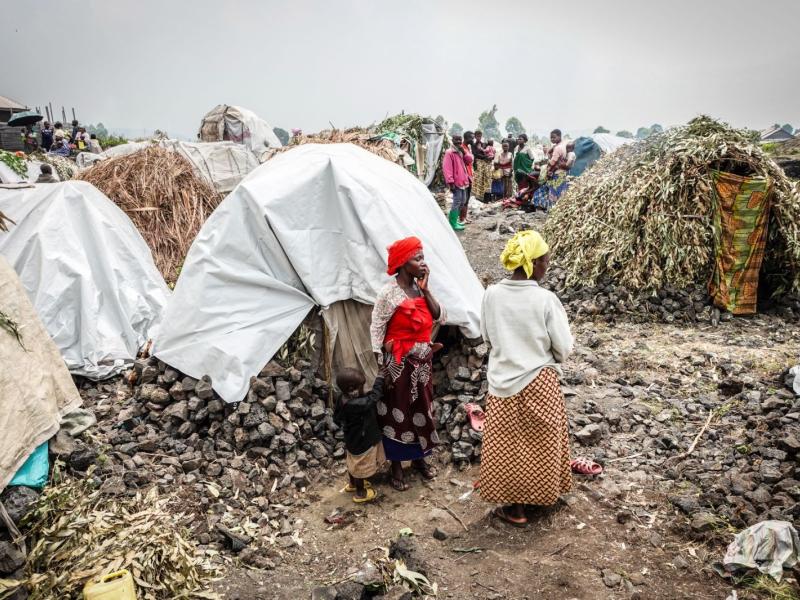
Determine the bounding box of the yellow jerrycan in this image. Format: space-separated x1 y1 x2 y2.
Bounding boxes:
83 570 138 600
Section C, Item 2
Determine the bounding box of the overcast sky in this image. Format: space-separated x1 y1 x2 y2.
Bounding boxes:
2 0 798 139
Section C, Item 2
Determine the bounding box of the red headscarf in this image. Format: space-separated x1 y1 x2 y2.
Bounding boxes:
386 236 423 276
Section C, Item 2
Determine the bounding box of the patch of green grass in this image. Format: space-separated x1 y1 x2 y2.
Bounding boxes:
736 574 800 600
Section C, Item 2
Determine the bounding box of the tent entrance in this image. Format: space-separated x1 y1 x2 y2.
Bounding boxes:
708 170 772 315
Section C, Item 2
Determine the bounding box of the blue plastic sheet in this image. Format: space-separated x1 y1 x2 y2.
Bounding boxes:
9 442 49 489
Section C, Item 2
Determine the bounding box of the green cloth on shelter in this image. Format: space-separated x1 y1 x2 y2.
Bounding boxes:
708 170 771 315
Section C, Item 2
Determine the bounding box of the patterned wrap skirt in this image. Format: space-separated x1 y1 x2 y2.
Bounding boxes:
480 368 572 505
472 160 493 201
378 354 438 461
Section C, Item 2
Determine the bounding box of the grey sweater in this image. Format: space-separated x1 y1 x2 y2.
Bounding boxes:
480 279 573 397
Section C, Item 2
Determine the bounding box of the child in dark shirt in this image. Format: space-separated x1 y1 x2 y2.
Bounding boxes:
333 367 386 503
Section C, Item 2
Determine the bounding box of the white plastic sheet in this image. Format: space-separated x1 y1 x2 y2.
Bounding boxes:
420 122 445 186
590 133 635 154
0 181 170 379
199 104 282 161
0 160 60 184
155 143 484 403
161 140 259 194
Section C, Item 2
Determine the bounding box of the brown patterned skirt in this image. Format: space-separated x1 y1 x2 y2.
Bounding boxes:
480 368 572 505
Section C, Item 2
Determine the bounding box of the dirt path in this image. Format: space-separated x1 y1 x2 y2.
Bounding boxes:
211 311 800 599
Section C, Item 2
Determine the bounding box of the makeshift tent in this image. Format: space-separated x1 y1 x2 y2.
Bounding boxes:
1 255 82 491
161 140 259 194
0 181 170 378
154 143 484 403
569 133 635 176
544 116 800 312
199 104 282 160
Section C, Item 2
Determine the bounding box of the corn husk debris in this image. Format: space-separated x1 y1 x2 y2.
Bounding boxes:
0 469 218 599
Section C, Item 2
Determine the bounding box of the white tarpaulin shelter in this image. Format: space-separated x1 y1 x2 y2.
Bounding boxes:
0 181 170 378
155 143 484 403
199 104 282 161
161 140 260 194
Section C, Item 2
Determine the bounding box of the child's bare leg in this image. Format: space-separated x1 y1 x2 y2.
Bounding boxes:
353 477 367 499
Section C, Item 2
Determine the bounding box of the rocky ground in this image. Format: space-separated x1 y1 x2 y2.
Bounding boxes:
3 201 800 599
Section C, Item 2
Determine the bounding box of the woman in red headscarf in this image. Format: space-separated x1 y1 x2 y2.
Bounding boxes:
370 237 445 491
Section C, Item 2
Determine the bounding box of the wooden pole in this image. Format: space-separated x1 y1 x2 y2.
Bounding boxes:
48 102 54 123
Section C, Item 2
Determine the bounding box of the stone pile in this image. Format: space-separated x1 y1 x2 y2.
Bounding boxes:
665 368 800 533
432 336 489 465
69 342 490 552
549 269 800 325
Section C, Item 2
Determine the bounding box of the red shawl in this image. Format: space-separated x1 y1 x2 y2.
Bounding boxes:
384 296 434 364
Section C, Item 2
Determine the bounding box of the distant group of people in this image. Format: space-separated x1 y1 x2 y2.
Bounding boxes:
442 128 577 230
334 232 575 527
22 119 102 157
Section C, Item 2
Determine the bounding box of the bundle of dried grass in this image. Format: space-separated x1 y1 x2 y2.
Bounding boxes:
0 470 218 599
268 127 402 165
78 146 221 282
544 116 800 295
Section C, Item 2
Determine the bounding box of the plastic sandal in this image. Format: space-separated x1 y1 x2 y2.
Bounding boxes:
352 487 378 504
464 403 486 432
344 481 373 493
492 506 527 528
570 457 603 475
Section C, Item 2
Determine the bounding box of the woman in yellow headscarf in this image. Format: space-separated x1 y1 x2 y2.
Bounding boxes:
479 230 574 526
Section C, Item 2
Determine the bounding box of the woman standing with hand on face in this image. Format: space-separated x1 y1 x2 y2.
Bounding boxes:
370 237 445 491
479 230 574 527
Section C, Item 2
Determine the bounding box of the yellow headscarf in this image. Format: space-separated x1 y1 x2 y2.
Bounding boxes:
500 230 549 277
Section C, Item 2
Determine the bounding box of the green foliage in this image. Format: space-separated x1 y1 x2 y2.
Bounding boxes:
86 122 108 139
636 126 651 139
762 142 780 154
100 135 128 149
477 104 502 140
593 126 610 134
434 115 446 128
0 149 27 177
781 123 794 133
650 124 664 134
505 116 526 137
448 122 463 136
616 130 634 139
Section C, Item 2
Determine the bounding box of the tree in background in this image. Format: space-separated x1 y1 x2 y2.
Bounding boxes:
650 124 664 134
505 116 526 138
616 130 634 138
273 127 290 146
434 115 446 128
781 123 794 133
449 122 464 136
593 126 610 134
636 126 651 139
477 105 502 140
86 123 109 139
